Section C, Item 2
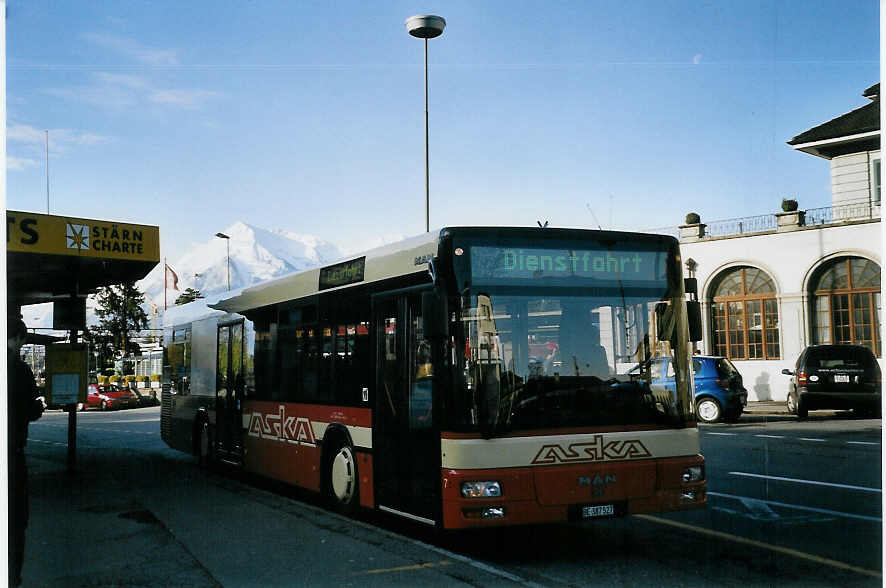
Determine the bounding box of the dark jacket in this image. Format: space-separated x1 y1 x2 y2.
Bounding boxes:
7 349 41 453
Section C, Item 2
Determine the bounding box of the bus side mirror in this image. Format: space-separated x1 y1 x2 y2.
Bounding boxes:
686 301 702 342
422 291 448 340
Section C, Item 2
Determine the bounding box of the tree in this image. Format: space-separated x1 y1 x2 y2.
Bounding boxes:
93 282 149 360
174 287 203 305
82 326 115 374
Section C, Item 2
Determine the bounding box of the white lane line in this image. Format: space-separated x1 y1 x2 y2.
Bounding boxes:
754 434 785 439
798 438 826 442
847 441 880 446
728 471 881 493
707 491 881 523
637 514 882 579
706 432 737 436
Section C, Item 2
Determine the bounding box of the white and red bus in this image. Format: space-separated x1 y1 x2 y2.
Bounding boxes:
161 227 706 529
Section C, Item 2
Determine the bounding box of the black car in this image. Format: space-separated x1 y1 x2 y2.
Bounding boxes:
781 344 881 418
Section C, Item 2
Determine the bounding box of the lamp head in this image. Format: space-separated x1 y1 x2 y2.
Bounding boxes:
405 15 446 39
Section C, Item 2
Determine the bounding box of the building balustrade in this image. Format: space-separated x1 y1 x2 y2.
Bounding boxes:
644 200 880 241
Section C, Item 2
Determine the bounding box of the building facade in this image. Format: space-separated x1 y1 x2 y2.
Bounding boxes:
675 83 881 402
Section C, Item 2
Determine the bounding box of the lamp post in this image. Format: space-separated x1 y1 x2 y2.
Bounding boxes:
405 14 446 233
215 232 231 291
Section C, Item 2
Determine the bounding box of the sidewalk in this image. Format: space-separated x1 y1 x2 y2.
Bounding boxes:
17 400 793 586
742 400 789 415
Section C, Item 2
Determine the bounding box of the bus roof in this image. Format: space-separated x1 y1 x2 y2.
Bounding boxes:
163 290 238 327
210 229 440 314
209 226 678 314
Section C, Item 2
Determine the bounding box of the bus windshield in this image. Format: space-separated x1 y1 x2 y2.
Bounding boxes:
447 236 694 434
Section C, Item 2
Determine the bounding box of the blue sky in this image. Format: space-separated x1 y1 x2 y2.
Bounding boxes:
6 1 880 260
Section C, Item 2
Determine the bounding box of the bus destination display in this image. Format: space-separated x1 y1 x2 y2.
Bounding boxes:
470 246 667 284
319 257 366 290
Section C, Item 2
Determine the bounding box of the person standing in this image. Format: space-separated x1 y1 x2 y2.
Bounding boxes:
7 314 43 586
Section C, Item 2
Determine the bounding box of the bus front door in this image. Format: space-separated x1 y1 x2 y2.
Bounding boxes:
216 321 245 464
373 293 440 526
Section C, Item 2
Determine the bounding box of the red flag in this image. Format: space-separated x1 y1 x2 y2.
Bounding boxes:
165 264 180 291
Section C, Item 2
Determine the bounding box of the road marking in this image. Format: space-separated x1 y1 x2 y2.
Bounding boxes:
798 438 826 442
706 432 736 436
353 560 452 576
707 491 882 523
847 441 880 446
637 514 882 579
728 472 881 493
754 434 785 439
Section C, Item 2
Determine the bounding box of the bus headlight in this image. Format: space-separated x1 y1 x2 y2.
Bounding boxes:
681 465 704 483
460 481 502 498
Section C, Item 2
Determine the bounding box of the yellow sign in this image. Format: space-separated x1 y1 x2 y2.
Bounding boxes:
45 344 88 405
6 210 160 262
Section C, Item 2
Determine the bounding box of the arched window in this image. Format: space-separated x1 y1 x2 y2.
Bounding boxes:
710 266 779 360
811 257 881 355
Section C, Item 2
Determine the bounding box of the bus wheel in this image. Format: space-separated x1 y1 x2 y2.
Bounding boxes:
327 442 358 513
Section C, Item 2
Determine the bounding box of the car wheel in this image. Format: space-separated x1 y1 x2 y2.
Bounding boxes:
696 397 722 424
786 390 798 415
723 408 742 423
325 440 359 514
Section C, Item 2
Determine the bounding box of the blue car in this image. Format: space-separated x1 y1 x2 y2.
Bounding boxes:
630 355 748 423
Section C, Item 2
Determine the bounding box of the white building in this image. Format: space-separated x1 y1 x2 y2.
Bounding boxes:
675 83 881 402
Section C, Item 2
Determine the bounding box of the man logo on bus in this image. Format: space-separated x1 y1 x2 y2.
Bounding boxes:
247 405 316 446
531 435 651 464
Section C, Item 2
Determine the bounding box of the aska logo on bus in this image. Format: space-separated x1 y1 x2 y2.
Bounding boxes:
531 435 651 464
247 405 316 446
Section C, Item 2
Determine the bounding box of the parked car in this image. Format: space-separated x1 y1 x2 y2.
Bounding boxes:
84 383 134 411
38 385 86 411
781 344 881 418
628 355 748 423
130 386 160 407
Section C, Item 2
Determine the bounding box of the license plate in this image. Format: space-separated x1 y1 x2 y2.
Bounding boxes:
582 504 615 519
834 374 850 383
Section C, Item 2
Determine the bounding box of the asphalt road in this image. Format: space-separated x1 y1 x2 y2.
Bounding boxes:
24 407 883 586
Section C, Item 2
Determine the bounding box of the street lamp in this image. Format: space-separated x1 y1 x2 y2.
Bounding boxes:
405 14 446 233
215 232 231 291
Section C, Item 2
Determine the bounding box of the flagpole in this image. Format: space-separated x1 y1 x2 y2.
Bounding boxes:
164 257 167 311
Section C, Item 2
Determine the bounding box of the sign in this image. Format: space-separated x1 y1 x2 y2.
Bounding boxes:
45 344 88 405
319 257 365 290
6 210 160 262
470 246 668 284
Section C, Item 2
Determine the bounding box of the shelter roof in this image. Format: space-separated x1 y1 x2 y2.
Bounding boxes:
7 210 160 307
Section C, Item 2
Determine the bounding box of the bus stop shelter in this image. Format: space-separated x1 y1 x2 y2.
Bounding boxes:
6 209 160 466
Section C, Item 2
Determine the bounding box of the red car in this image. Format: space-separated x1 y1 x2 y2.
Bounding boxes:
85 384 135 411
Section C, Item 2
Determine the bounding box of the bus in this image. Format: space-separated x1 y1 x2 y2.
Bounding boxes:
161 226 706 529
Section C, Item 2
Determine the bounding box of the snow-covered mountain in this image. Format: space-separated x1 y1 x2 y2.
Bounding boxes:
138 221 343 308
19 221 399 331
